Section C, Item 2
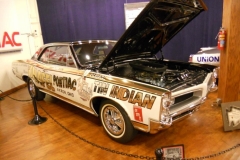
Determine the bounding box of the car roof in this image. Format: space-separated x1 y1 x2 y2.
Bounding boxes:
42 40 117 47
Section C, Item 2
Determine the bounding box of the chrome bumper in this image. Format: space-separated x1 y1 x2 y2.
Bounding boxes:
149 96 206 134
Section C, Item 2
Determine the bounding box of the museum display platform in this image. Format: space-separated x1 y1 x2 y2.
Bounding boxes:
1 87 240 160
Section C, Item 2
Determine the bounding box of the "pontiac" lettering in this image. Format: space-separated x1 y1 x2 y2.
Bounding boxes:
53 75 76 91
109 85 156 109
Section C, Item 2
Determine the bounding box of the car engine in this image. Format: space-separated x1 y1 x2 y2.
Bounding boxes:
110 60 211 91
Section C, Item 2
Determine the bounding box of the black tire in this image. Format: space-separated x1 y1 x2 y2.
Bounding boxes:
99 100 138 143
27 78 45 101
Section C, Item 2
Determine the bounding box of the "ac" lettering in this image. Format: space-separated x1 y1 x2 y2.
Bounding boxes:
0 32 22 48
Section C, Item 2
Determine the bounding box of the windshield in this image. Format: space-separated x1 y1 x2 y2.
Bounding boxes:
73 42 116 67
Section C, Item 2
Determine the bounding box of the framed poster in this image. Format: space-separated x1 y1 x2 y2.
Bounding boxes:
221 101 240 131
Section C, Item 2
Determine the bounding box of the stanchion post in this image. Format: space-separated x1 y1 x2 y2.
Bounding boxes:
155 148 163 160
28 97 47 125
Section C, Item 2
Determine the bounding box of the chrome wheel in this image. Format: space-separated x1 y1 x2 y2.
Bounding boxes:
100 100 138 143
102 105 125 137
27 78 45 100
28 79 36 97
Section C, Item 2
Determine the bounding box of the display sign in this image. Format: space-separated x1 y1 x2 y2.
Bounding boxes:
0 0 22 53
221 101 240 131
161 144 185 159
124 2 148 29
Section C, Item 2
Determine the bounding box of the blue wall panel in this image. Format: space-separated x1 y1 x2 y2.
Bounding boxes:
37 0 223 61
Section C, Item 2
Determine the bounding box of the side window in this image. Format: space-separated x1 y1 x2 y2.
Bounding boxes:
39 46 76 68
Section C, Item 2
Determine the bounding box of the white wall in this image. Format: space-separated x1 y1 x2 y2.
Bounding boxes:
0 0 43 92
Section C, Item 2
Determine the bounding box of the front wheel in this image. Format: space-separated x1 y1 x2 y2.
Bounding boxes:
99 100 137 143
27 78 45 101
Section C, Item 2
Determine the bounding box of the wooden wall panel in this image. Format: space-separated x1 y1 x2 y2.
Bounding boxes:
218 0 240 102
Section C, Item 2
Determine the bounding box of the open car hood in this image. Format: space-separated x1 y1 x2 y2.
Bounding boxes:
99 0 207 68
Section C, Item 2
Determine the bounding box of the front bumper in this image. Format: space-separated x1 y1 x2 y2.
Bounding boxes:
149 96 206 134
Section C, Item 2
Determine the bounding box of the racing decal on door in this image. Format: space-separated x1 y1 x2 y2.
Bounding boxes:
93 81 109 95
53 75 77 97
133 104 143 122
109 85 156 109
77 76 93 101
28 66 55 91
53 75 76 90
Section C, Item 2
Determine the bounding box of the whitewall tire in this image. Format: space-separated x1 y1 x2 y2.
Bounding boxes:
99 100 137 143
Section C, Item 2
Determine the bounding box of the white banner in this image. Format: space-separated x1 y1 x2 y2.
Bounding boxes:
0 0 23 53
124 2 148 29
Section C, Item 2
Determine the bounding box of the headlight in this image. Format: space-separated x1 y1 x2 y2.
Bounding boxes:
209 67 219 92
162 94 174 109
213 67 219 79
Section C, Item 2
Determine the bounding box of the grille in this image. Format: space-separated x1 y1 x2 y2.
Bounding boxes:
174 92 193 105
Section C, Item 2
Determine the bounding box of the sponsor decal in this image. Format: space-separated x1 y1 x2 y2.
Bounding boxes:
77 76 93 101
56 88 74 97
109 85 156 109
32 48 43 59
133 104 143 122
53 75 76 97
90 73 106 79
28 66 55 91
53 75 76 91
93 81 109 95
35 48 43 56
197 56 219 63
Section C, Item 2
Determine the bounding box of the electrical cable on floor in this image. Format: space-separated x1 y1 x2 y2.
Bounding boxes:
0 89 31 101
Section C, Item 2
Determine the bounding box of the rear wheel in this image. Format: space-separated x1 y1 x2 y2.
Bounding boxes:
99 100 137 143
27 78 45 101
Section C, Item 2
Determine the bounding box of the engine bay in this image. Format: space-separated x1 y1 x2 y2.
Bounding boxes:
109 60 211 91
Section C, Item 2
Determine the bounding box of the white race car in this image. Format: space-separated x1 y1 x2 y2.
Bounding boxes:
12 0 217 143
